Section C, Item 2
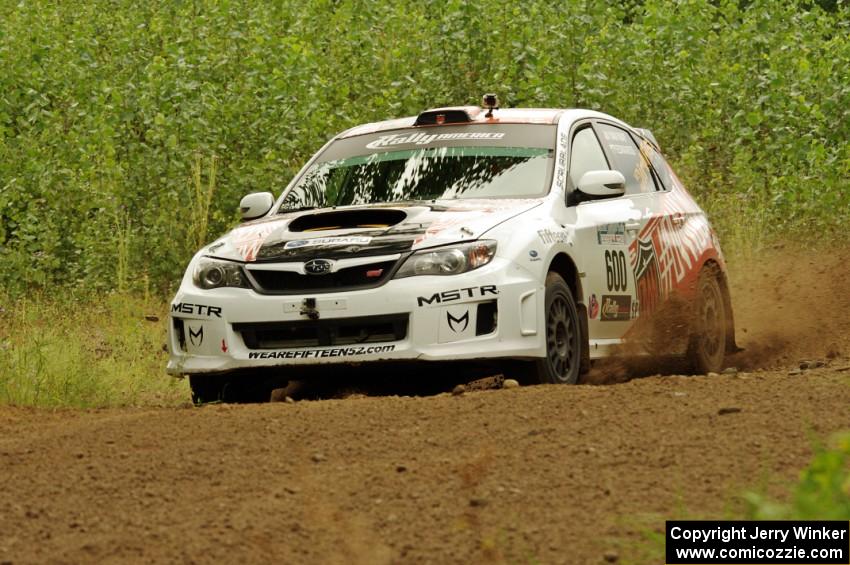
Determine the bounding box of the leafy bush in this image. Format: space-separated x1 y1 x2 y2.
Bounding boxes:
0 0 848 294
745 431 850 520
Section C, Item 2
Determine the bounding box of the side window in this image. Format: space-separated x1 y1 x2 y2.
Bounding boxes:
595 123 657 194
635 137 673 191
569 127 609 189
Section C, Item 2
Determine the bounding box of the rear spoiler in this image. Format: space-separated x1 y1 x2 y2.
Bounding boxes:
635 128 660 150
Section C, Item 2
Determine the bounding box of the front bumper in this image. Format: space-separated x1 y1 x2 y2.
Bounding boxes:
166 258 544 375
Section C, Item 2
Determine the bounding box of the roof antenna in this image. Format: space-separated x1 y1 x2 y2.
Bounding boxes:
482 93 499 118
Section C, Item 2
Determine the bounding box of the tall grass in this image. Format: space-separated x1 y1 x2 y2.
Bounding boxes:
0 0 847 295
190 153 218 252
0 293 187 408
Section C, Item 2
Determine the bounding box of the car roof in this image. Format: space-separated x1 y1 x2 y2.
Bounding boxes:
337 107 630 139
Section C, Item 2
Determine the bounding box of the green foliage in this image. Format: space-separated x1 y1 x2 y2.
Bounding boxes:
0 293 187 407
628 432 850 562
0 0 848 294
745 432 850 520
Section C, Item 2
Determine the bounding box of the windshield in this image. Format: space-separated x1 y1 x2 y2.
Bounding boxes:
280 146 553 210
278 124 557 211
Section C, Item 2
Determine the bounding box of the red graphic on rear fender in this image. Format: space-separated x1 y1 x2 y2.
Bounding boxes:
629 189 719 316
633 239 661 317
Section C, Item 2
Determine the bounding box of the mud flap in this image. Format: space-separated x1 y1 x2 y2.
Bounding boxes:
718 271 743 354
577 303 591 374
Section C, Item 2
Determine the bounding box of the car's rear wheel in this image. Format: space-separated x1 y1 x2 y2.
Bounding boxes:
687 267 727 374
526 273 583 384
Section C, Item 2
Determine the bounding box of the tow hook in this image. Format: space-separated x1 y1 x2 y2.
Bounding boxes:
300 298 320 320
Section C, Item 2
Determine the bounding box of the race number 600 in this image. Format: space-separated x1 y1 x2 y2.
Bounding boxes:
605 250 628 292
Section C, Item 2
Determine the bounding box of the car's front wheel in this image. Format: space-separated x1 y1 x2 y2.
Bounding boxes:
526 272 583 384
687 267 727 374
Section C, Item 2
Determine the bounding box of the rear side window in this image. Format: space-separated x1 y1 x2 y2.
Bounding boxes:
636 138 673 191
596 123 657 194
569 127 609 189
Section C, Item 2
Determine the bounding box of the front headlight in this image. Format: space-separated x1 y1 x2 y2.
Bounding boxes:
394 241 497 278
192 259 250 289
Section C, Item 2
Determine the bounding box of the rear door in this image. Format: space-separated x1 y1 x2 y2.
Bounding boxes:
625 135 715 321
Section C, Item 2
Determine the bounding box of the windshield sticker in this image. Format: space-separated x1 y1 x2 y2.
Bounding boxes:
597 223 626 245
555 130 568 189
284 236 372 250
365 131 506 149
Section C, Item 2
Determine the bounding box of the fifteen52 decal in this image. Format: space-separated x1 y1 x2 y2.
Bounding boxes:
249 345 396 360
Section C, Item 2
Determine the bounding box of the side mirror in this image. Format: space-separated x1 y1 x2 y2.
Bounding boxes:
239 192 275 220
576 170 626 198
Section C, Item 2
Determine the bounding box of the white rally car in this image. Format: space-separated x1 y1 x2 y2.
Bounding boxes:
168 97 736 402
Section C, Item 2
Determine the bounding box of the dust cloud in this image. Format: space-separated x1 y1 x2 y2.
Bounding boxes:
584 245 850 383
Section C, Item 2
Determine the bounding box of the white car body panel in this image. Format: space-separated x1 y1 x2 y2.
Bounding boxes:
167 107 730 377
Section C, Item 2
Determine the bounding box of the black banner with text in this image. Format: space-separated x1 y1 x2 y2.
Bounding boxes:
666 521 849 564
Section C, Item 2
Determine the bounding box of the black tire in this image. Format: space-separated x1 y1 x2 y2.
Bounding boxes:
687 268 727 374
529 273 583 384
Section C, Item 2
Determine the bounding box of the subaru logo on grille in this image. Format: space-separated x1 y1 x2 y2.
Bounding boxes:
304 259 333 275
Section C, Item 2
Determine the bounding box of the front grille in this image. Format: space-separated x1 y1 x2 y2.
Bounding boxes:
234 314 408 349
247 260 398 294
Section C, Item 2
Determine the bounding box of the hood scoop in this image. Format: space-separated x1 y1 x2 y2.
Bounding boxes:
288 209 408 232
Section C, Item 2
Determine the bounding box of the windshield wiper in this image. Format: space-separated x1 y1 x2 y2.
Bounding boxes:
386 199 439 206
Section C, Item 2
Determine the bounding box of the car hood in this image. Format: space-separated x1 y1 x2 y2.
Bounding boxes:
205 199 543 263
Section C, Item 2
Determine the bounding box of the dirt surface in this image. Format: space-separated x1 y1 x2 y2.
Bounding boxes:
1 248 850 564
1 370 848 564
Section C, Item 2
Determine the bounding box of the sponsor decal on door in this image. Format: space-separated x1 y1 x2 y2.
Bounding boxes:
600 295 632 322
